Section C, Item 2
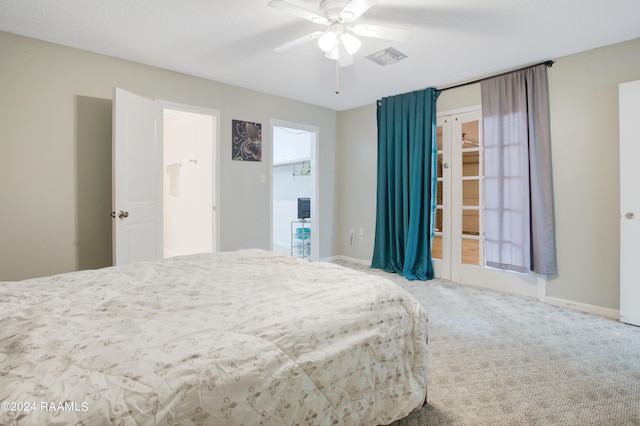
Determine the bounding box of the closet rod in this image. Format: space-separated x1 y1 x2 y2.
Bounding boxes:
439 60 554 92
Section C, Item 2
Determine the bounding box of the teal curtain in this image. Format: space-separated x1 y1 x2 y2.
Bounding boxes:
371 88 440 280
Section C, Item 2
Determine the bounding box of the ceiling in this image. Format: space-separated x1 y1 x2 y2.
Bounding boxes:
2 0 640 111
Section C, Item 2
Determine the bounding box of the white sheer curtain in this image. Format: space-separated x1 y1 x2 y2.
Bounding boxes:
481 64 557 275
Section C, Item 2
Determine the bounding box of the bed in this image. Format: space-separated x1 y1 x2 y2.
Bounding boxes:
0 249 428 425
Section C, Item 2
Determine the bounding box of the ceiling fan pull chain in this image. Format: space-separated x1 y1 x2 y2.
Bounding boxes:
336 60 340 94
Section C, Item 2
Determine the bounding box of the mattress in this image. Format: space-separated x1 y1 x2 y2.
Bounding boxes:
0 249 428 425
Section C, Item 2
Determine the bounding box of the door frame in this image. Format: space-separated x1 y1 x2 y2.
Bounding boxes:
435 106 543 299
159 100 221 254
113 88 221 266
270 119 320 261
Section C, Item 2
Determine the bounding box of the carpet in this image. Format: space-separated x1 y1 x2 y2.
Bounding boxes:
333 261 640 426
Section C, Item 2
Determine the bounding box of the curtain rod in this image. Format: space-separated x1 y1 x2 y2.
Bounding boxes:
439 60 554 92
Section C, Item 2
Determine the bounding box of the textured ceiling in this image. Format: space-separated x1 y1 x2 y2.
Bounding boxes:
1 0 640 110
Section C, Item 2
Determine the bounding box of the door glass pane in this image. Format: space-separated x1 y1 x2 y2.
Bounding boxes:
462 238 479 265
462 209 479 235
437 153 443 178
437 125 443 151
437 181 443 205
432 235 442 259
435 208 443 232
462 179 479 206
462 151 479 176
461 120 479 148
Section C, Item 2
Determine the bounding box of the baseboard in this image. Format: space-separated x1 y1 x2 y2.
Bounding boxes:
321 255 370 266
545 296 620 321
339 255 371 266
325 255 620 322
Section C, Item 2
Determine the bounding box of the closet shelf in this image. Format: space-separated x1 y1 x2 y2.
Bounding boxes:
273 157 310 167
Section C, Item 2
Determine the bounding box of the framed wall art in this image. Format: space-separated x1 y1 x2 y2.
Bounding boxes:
232 119 262 161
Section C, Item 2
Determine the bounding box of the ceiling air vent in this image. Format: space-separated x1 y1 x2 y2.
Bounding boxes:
366 47 408 66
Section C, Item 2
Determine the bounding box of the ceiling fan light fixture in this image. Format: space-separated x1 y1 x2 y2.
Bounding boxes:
318 31 338 52
340 32 361 54
325 45 340 60
270 0 412 71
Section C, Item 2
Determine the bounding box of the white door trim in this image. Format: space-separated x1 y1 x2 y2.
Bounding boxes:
270 119 320 261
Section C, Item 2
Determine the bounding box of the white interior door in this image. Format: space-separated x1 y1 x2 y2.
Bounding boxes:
112 87 163 265
619 80 640 326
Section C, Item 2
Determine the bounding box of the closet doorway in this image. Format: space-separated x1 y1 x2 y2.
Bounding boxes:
163 104 219 257
271 120 319 260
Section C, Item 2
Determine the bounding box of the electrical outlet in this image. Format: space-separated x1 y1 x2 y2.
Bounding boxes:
359 237 364 246
359 227 364 236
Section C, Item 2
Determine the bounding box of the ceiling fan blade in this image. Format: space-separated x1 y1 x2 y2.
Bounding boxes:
352 24 413 42
340 0 380 22
274 31 324 52
268 0 330 25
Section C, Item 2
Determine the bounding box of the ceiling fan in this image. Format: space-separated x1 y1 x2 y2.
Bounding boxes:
268 0 413 67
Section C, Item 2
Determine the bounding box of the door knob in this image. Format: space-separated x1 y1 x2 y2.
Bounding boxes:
118 210 129 219
625 212 634 219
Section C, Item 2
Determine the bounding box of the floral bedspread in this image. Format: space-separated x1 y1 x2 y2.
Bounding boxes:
0 249 428 425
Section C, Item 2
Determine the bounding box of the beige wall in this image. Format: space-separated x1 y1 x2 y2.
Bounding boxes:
336 38 640 311
547 38 640 308
0 32 337 280
335 104 378 259
3 29 639 312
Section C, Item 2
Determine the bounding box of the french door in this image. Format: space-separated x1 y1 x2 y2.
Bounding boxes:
432 109 484 282
433 108 539 297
